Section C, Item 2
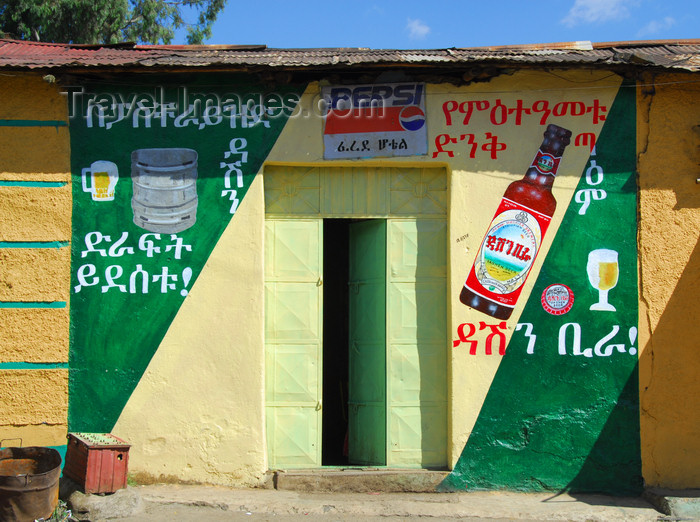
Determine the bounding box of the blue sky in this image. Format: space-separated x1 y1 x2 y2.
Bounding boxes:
185 0 697 48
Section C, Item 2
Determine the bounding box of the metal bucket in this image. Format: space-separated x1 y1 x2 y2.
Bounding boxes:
131 148 198 233
0 446 62 521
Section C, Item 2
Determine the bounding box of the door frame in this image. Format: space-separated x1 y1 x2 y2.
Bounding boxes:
263 165 449 469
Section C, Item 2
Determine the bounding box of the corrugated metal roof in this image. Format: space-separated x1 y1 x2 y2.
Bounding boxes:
0 38 698 72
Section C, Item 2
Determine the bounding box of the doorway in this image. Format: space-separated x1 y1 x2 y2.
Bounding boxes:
264 166 448 469
321 219 351 466
322 219 387 466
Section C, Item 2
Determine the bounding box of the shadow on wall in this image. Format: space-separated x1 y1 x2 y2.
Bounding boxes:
638 236 700 488
438 359 643 496
565 362 642 495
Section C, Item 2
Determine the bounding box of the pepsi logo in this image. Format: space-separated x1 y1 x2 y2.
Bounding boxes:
399 105 426 131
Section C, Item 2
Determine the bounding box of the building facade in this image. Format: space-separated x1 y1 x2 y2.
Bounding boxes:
0 39 698 493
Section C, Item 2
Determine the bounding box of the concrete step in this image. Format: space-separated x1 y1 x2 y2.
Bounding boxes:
643 488 700 519
273 468 449 493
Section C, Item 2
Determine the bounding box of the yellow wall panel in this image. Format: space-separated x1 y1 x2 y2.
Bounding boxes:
0 75 68 121
0 172 69 183
638 72 700 489
0 185 71 241
0 424 68 448
0 248 70 301
0 127 70 175
0 308 69 362
0 369 68 425
264 165 446 218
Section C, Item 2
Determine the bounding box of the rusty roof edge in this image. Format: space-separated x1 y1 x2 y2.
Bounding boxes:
1 38 698 73
67 41 137 49
0 38 71 47
466 41 594 51
592 38 700 48
0 38 268 51
459 39 700 52
0 58 692 73
134 44 268 51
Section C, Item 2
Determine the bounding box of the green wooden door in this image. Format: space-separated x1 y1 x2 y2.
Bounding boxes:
387 219 447 467
348 220 387 466
265 219 323 468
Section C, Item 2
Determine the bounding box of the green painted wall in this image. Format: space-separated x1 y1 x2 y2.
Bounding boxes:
68 76 304 431
443 84 641 494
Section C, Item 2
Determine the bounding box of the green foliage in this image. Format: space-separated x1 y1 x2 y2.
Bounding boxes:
47 499 75 522
127 473 139 486
0 0 227 44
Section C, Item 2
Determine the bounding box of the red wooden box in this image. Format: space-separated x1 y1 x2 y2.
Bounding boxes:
63 433 130 494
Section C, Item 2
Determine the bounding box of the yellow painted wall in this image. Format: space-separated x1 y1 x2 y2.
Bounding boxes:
0 247 70 301
637 72 700 489
0 74 71 448
115 70 621 484
0 184 71 240
0 369 68 429
113 174 268 486
0 309 69 363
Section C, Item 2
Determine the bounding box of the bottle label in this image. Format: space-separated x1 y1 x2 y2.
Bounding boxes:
532 149 561 175
465 198 552 308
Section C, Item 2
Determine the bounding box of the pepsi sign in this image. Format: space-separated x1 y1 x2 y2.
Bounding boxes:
400 106 426 131
322 83 428 159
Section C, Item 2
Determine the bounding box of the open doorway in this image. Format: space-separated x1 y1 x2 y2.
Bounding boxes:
321 219 351 465
322 219 388 467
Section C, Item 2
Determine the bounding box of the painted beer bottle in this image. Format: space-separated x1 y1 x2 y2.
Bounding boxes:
460 124 572 319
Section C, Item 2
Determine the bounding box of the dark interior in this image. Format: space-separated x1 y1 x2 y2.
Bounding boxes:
321 219 351 466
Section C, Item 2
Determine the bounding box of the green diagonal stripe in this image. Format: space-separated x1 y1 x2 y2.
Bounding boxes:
68 76 306 433
442 82 641 495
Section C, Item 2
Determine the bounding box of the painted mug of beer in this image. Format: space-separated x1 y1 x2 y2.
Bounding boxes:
82 160 119 201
